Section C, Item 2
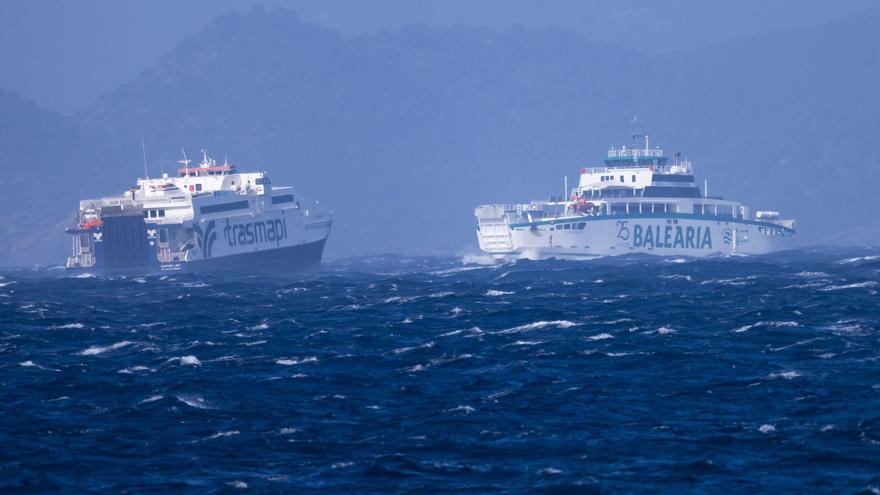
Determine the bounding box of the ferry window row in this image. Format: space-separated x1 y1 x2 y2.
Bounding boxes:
599 175 637 183
610 203 678 214
144 209 166 218
555 222 587 230
693 203 737 218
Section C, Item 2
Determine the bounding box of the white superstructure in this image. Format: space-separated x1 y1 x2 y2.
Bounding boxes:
475 129 795 259
66 149 332 274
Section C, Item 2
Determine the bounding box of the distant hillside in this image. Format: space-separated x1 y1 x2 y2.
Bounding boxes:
3 7 880 264
0 90 78 266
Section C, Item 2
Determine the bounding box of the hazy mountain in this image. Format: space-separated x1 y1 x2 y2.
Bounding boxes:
3 6 879 264
0 90 79 265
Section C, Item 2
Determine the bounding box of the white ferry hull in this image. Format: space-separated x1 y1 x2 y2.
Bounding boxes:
477 213 794 259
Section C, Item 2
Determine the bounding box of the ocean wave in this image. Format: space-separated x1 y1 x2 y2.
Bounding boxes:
276 356 318 366
733 321 799 333
497 320 578 334
822 281 879 291
80 341 134 356
485 290 514 296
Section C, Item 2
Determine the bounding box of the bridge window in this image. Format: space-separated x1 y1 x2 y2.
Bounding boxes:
272 194 294 204
200 200 250 215
632 175 636 182
195 184 202 192
619 175 624 182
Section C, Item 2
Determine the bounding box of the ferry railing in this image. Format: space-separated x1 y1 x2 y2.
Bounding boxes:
580 163 692 175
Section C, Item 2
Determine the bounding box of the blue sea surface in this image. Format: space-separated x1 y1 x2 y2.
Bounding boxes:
2 249 880 493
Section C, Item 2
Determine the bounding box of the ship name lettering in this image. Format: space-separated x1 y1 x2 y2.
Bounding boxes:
223 218 288 248
632 224 712 249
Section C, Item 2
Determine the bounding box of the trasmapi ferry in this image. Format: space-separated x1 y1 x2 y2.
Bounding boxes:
66 150 332 275
475 129 795 259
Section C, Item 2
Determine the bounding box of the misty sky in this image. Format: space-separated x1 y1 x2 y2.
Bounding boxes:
1 0 877 114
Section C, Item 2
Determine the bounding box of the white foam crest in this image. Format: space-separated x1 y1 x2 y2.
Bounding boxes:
538 467 562 475
56 323 86 329
275 356 318 366
662 258 688 264
758 424 776 433
249 322 270 330
839 255 880 264
392 342 435 354
179 355 201 366
432 265 490 276
656 327 676 335
460 252 502 266
498 320 578 334
659 274 692 281
80 341 133 356
0 281 15 288
278 427 298 435
383 295 415 304
332 461 355 469
822 320 872 336
822 281 879 291
176 394 213 409
767 371 801 380
227 481 248 489
700 275 758 286
601 318 634 325
401 363 428 373
485 289 514 296
795 271 829 278
206 430 239 440
139 395 164 404
19 360 39 367
429 291 455 298
589 333 614 341
445 405 475 414
181 281 210 288
118 365 151 374
505 340 543 347
733 321 799 333
75 273 96 278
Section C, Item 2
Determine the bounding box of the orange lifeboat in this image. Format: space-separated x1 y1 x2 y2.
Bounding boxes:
81 218 103 229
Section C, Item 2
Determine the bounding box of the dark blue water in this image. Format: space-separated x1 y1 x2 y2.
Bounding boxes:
3 249 880 493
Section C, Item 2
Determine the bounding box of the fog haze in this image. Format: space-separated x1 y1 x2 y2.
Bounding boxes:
0 1 878 265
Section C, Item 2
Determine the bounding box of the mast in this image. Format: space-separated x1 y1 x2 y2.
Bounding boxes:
178 148 192 191
141 132 149 179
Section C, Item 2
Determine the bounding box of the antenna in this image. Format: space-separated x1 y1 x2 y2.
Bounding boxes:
178 148 191 184
629 115 642 148
140 131 149 179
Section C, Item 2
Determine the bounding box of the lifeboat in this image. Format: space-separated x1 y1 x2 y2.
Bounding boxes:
81 218 104 229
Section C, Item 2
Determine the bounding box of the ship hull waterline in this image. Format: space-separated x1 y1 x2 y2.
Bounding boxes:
65 238 327 277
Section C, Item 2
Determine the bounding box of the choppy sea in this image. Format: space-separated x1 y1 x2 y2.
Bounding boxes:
3 248 880 493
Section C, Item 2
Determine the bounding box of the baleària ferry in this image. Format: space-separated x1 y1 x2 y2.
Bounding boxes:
475 128 795 259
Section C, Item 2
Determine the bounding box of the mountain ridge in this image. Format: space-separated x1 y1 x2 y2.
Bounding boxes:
2 7 878 264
